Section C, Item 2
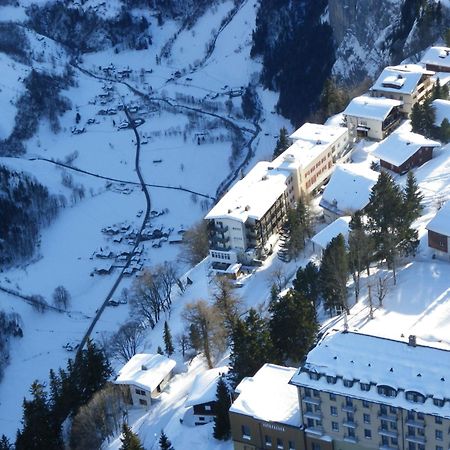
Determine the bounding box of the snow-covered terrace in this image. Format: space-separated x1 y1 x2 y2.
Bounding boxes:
371 64 434 95
230 364 301 427
343 95 403 121
290 331 450 418
205 162 290 222
114 353 176 392
372 122 440 167
319 163 379 216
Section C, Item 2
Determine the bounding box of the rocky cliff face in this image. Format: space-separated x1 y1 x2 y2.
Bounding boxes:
328 0 449 85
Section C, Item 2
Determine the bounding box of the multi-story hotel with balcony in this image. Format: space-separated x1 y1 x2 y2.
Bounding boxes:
289 331 450 450
205 123 349 266
370 64 435 116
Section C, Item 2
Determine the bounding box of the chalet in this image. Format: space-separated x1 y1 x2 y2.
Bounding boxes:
319 163 379 223
94 264 113 275
372 122 440 174
229 364 304 450
426 201 450 259
370 64 435 115
421 46 450 72
114 353 176 408
343 95 403 140
184 367 228 426
311 217 351 255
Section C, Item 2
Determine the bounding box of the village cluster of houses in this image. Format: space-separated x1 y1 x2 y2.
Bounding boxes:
205 46 450 274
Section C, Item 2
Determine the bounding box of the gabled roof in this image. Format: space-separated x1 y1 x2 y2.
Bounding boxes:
114 353 176 392
371 64 434 95
311 216 351 251
432 99 450 126
230 364 301 426
185 366 228 407
426 201 450 236
421 46 450 68
289 122 348 144
372 122 440 167
290 331 450 418
205 162 290 222
343 95 403 121
319 163 379 215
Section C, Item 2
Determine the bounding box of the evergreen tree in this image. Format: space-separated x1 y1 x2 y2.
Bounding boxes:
157 345 164 355
163 321 174 356
15 381 63 450
410 102 424 134
319 234 349 313
213 377 231 440
159 431 174 450
272 127 290 159
403 171 423 225
269 289 318 363
229 309 275 386
0 435 12 450
120 423 145 450
293 262 320 306
439 118 450 143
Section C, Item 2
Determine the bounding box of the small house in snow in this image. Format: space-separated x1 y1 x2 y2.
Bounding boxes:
426 201 450 260
114 353 176 408
372 123 440 174
343 95 403 140
311 217 351 255
421 46 450 73
319 163 379 223
184 367 228 426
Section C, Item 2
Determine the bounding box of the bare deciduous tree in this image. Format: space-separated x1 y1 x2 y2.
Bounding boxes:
180 220 209 265
109 321 146 363
212 276 242 330
376 274 390 307
52 285 71 309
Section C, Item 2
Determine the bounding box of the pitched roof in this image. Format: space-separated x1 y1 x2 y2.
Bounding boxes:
319 163 379 215
343 95 403 121
114 353 176 392
371 64 434 95
311 217 351 251
421 46 450 68
372 122 440 167
432 99 450 126
185 366 228 407
230 364 301 426
426 200 450 236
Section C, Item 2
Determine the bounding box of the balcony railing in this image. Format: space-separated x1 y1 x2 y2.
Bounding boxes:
342 403 356 413
378 413 397 422
378 428 398 439
405 419 425 429
303 396 321 406
343 420 357 429
405 434 426 444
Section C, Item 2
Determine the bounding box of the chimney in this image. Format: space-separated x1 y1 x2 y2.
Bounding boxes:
141 364 148 371
408 335 417 347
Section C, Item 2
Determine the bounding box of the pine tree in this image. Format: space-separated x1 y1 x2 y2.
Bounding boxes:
213 377 231 440
0 435 12 450
15 381 63 450
439 117 450 143
159 431 174 450
293 262 320 306
120 423 145 450
403 171 423 225
163 321 174 356
157 345 164 355
229 309 275 386
319 234 349 314
272 127 290 159
410 102 424 134
269 289 318 363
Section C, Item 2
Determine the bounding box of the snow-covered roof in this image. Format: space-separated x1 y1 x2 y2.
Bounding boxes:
426 201 450 236
290 331 450 418
311 216 351 251
372 122 440 167
114 353 176 392
421 46 450 69
230 364 301 427
432 98 450 126
343 95 403 121
289 122 347 145
205 162 290 222
319 163 379 215
371 64 434 95
185 366 228 407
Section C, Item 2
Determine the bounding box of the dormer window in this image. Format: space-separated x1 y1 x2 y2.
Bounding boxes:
433 398 445 407
343 379 353 388
327 376 337 384
377 385 397 398
360 382 370 391
310 372 320 381
405 391 425 403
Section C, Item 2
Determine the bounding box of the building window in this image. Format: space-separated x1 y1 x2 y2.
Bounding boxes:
377 385 397 397
312 444 321 450
135 388 146 396
391 437 398 446
205 405 212 411
330 406 337 416
436 447 443 450
435 416 442 424
417 412 424 420
326 375 336 384
139 399 147 406
276 438 283 449
362 400 370 408
345 397 353 407
382 436 389 446
304 388 311 397
313 389 320 398
347 428 355 438
332 421 339 432
329 393 336 401
363 413 370 424
389 406 397 414
360 382 370 391
288 441 295 450
305 403 313 413
310 372 320 380
343 379 353 388
364 429 372 439
199 417 205 421
241 425 251 440
405 391 425 403
435 430 443 441
265 435 272 446
433 398 445 407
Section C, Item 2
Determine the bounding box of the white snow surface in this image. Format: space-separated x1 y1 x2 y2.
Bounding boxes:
311 216 351 251
343 95 403 121
432 98 450 126
426 200 450 235
185 366 228 407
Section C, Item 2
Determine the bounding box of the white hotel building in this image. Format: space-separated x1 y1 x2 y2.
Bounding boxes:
205 123 349 266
